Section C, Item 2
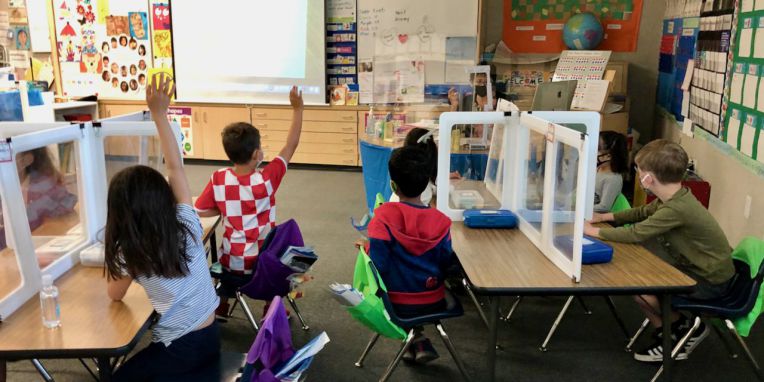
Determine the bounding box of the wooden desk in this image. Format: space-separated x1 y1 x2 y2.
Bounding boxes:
451 223 696 381
0 214 221 381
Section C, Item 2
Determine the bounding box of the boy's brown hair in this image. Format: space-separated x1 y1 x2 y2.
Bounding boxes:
221 122 260 165
634 139 688 183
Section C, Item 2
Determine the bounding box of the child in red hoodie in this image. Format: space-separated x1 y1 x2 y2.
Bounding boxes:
366 145 455 364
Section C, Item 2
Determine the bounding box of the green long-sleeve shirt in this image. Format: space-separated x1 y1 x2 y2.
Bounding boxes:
599 187 734 284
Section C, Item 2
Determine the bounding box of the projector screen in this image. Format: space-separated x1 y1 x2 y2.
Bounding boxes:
170 0 326 105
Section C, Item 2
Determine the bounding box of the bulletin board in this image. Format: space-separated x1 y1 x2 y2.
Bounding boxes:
357 0 480 98
503 0 643 53
53 0 159 100
723 0 764 164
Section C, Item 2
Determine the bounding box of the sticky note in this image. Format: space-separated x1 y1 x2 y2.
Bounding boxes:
741 122 756 157
727 111 742 149
740 27 753 58
731 71 744 103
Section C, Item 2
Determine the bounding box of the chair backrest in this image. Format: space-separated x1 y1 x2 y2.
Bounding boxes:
368 264 407 327
610 193 631 213
729 237 764 318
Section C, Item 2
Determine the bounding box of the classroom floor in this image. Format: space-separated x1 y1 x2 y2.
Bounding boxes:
6 164 764 381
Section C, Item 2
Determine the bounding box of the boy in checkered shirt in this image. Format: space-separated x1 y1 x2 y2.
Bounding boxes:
195 86 303 318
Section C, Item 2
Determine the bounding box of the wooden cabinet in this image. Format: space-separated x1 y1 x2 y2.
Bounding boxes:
98 102 362 166
199 106 251 161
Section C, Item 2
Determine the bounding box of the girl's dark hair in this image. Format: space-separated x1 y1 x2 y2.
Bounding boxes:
600 131 628 174
22 147 62 182
104 165 191 280
403 128 437 183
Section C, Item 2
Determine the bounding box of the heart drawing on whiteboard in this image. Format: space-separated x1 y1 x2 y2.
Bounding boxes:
381 29 396 46
398 34 408 44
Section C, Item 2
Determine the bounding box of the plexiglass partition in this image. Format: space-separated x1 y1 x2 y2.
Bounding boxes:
0 123 93 320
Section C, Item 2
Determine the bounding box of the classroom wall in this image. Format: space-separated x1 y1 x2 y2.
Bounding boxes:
481 0 666 140
658 113 764 247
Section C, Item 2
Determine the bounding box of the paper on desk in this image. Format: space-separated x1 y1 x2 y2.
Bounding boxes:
681 60 694 91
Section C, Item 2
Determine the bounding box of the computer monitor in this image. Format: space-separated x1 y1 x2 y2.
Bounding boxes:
531 80 577 111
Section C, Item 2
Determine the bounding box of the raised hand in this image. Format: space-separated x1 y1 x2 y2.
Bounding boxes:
146 73 175 116
289 86 304 110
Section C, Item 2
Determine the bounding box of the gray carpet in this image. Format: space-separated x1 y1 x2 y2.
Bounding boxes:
6 164 763 381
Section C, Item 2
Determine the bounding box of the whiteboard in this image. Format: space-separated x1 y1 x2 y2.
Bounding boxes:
357 0 479 84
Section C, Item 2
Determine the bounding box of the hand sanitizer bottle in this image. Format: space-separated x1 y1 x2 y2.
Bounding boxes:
40 275 61 328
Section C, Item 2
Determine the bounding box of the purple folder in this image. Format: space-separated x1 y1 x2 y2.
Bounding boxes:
240 219 305 301
242 296 295 382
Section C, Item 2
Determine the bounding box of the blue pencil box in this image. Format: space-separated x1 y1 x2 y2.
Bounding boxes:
463 209 518 229
553 235 613 264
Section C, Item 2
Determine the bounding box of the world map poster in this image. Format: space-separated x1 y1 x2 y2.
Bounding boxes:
503 0 643 53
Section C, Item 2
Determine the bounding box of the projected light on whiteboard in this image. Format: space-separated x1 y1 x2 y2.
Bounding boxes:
170 0 326 104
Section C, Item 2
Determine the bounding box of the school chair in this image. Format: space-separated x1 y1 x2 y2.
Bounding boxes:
627 237 764 382
354 266 471 382
221 220 312 332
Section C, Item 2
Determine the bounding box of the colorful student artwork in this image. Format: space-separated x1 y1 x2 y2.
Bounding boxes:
152 30 172 58
106 16 129 36
128 12 148 40
99 33 149 97
503 0 643 53
13 26 30 50
152 3 171 30
167 107 194 156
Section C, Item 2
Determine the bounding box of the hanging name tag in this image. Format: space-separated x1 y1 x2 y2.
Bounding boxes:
0 141 12 163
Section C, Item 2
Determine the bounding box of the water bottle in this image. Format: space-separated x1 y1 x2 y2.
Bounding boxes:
40 275 61 328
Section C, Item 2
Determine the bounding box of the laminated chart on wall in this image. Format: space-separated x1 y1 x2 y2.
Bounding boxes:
689 3 734 136
723 4 764 162
502 0 643 53
672 17 700 121
658 19 680 111
54 0 155 100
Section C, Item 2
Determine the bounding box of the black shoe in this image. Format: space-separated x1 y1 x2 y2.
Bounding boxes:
634 337 687 363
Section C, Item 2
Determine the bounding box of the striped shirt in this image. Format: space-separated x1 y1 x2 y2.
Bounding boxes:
134 204 219 346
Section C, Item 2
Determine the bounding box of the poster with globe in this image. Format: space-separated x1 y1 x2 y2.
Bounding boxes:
503 0 643 53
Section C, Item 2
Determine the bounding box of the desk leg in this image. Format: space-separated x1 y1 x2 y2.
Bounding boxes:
661 295 673 381
209 231 218 263
98 357 113 382
1 359 6 382
487 295 499 382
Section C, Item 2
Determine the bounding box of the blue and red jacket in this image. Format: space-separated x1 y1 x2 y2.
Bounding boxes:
366 202 454 306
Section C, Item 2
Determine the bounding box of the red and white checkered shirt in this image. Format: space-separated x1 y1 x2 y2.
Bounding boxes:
195 157 287 274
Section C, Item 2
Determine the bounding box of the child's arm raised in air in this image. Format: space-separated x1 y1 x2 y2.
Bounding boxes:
277 86 304 163
146 73 192 206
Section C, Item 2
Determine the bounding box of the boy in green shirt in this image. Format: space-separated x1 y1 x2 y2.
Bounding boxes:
584 139 734 363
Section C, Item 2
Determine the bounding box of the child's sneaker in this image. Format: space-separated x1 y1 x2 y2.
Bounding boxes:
678 319 710 357
401 346 416 363
633 337 686 363
412 338 439 364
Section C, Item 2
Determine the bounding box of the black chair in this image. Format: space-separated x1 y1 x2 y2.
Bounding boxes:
354 268 471 382
629 258 764 382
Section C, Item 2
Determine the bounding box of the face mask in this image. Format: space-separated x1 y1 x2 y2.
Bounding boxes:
475 85 487 97
639 173 654 195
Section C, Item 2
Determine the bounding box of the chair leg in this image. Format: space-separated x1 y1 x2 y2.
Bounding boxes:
355 333 381 368
540 296 574 352
436 323 471 381
576 296 592 315
228 298 239 317
503 296 522 322
710 319 738 359
236 292 259 332
78 359 99 382
650 317 701 382
726 319 764 381
31 359 54 382
462 278 489 329
604 296 631 340
625 318 651 352
286 296 310 331
379 330 416 382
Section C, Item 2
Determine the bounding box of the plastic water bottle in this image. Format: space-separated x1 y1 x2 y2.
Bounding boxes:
40 275 61 328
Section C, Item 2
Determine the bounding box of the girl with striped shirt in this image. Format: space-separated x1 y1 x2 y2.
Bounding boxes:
104 74 220 381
